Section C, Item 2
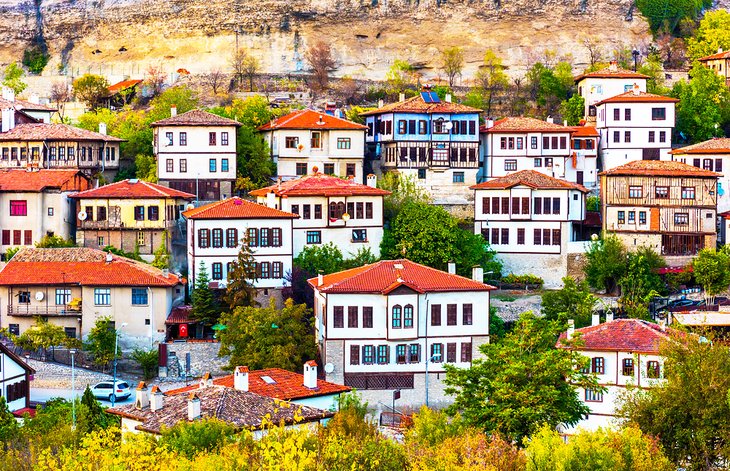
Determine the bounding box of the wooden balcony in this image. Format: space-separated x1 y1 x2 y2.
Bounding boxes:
7 305 82 317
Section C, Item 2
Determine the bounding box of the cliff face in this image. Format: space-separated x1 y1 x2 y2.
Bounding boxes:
0 0 654 80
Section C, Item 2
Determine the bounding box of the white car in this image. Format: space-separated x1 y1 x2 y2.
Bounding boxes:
90 380 131 402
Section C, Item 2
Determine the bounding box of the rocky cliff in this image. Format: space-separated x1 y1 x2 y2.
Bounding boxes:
0 0 666 81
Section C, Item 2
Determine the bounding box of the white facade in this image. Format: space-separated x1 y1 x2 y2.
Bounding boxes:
483 131 574 179
576 73 648 118
0 344 33 412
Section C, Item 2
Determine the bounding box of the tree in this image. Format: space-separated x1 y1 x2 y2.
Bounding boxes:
582 38 605 67
692 248 730 304
84 316 118 371
2 62 27 95
293 242 345 276
143 64 167 97
218 298 317 371
72 74 110 109
151 231 170 269
541 276 596 327
559 95 585 125
131 348 159 381
470 50 509 116
50 81 72 121
22 45 49 74
14 317 73 359
159 418 235 459
377 172 431 222
385 59 416 94
635 0 710 35
242 55 260 92
671 63 730 144
584 233 627 294
230 49 248 89
0 396 18 442
444 312 600 443
620 332 730 469
441 47 465 87
190 262 220 326
305 40 336 92
656 33 687 69
35 234 76 248
203 68 227 95
224 237 258 311
619 248 665 318
687 9 730 62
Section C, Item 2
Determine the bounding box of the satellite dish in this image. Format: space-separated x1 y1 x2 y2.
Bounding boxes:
186 204 195 211
35 291 44 301
78 211 87 221
445 122 453 130
324 363 335 374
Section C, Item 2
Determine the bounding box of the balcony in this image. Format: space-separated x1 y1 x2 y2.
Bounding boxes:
7 304 82 317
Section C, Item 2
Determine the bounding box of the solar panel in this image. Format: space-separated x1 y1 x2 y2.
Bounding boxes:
429 92 441 103
420 91 433 103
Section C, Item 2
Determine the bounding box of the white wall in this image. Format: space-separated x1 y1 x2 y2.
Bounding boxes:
578 77 647 115
155 124 237 182
0 350 29 412
0 191 75 251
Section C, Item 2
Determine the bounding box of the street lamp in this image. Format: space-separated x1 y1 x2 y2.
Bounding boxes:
69 349 76 430
111 322 128 407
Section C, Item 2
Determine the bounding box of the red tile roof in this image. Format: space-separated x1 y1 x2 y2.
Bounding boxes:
165 305 192 324
557 319 675 353
71 179 195 200
308 259 495 294
599 159 720 178
249 173 390 198
151 109 242 127
0 169 90 192
258 109 366 131
482 117 572 134
574 67 650 82
0 123 124 142
698 50 730 62
570 125 600 137
182 197 299 220
360 95 481 116
0 248 182 287
108 79 143 94
165 367 351 400
0 97 57 112
471 170 588 192
595 91 679 106
669 137 730 155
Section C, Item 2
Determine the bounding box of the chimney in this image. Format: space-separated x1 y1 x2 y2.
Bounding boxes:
377 99 384 108
234 366 249 392
98 122 107 135
567 319 575 340
546 116 554 124
105 251 113 263
199 372 213 389
719 47 724 54
303 361 318 389
563 120 568 127
317 270 324 287
366 174 377 188
266 190 276 208
171 104 177 117
1 108 12 133
334 108 342 118
399 92 405 102
447 262 456 274
472 265 483 282
609 60 618 72
592 313 600 326
606 311 614 323
150 386 164 411
187 392 201 421
134 382 149 410
1 87 15 102
633 83 640 96
163 268 170 278
486 118 494 129
445 94 452 103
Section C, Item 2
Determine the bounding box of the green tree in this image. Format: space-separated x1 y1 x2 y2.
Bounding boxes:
293 242 345 276
586 194 600 212
147 86 200 123
72 74 110 109
130 348 159 381
620 332 730 469
35 235 76 248
22 45 49 74
77 385 118 434
377 172 431 222
210 95 273 128
2 62 27 95
671 63 730 144
469 50 509 117
84 316 118 371
559 95 585 125
234 127 276 191
224 237 258 311
135 154 158 182
635 0 710 34
151 231 170 270
638 54 669 95
14 317 72 358
441 47 465 87
385 59 416 94
619 247 665 318
159 418 235 459
218 298 317 371
693 248 730 304
527 61 573 117
444 312 600 443
541 276 596 327
190 262 220 326
584 233 627 294
0 396 18 442
687 10 730 62
341 246 378 269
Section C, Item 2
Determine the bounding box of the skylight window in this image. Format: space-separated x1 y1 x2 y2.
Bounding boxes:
261 376 276 384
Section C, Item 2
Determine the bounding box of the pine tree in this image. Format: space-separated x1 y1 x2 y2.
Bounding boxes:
224 235 258 310
191 262 220 325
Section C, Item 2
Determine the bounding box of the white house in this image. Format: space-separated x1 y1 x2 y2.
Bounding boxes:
250 171 389 257
557 318 673 434
568 124 600 189
574 63 649 119
258 109 367 181
1 86 56 125
183 197 298 291
152 108 241 201
308 259 495 408
669 137 730 214
471 170 588 288
595 86 679 171
0 342 34 414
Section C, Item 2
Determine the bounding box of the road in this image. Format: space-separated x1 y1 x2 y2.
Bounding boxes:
31 387 134 406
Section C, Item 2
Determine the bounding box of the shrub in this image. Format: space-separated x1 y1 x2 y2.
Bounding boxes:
22 46 49 74
502 273 544 287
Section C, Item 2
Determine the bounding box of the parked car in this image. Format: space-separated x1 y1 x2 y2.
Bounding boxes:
667 298 699 308
90 380 131 402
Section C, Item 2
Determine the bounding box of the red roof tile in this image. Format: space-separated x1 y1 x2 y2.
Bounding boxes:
249 173 390 198
669 137 730 155
570 125 600 137
151 109 242 127
0 123 124 142
599 159 720 178
595 91 679 106
258 109 366 131
574 67 650 82
0 97 57 112
71 179 195 200
471 170 588 192
360 95 481 116
0 248 182 287
482 117 572 134
108 79 143 94
0 169 90 192
165 305 192 324
557 319 675 353
308 259 495 294
698 50 730 61
165 368 351 400
182 197 299 220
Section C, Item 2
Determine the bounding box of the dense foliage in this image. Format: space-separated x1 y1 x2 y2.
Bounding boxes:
584 233 627 294
541 276 596 327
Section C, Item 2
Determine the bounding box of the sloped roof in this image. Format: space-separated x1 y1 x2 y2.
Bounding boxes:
669 138 730 155
0 96 57 112
0 342 35 375
598 160 720 178
557 319 674 353
360 95 481 116
0 248 182 287
570 125 600 137
0 169 90 193
258 109 366 131
166 305 192 324
108 79 143 94
183 197 298 220
595 91 679 106
308 259 495 294
574 67 650 82
107 386 332 434
151 109 242 127
471 170 588 192
698 50 730 62
71 179 195 200
482 117 572 134
249 173 390 198
0 123 124 142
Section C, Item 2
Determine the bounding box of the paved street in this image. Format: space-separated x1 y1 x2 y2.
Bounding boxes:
31 387 134 406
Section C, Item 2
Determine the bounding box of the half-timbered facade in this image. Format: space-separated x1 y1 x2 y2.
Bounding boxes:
698 49 730 88
669 138 730 213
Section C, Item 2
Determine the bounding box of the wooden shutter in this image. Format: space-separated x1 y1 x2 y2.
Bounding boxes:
350 345 360 365
482 197 490 214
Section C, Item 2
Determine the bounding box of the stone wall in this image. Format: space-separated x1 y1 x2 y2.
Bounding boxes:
163 341 229 379
499 252 569 289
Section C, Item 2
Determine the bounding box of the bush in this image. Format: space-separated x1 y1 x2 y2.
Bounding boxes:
502 273 544 287
131 348 159 381
22 46 49 74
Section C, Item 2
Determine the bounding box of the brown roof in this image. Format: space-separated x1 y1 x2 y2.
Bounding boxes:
482 117 571 134
249 173 390 198
0 123 124 142
595 91 679 106
669 138 730 155
0 169 90 193
0 342 35 375
698 50 730 62
183 197 299 220
71 179 195 200
557 319 674 354
360 95 481 116
108 79 143 94
0 97 57 112
166 305 193 324
151 109 242 127
471 170 589 192
107 386 333 434
258 109 366 131
599 160 720 178
574 67 650 82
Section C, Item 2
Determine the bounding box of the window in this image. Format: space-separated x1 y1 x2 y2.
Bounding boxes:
209 132 217 146
655 186 669 199
502 197 510 214
272 262 282 279
501 228 509 244
220 132 229 146
348 306 358 328
461 342 472 362
392 305 402 328
247 228 258 247
681 187 695 199
165 132 174 146
551 136 558 149
363 307 373 328
226 228 238 248
674 213 689 225
132 205 144 221
625 108 632 121
285 136 299 148
534 157 542 167
363 345 374 364
648 131 655 143
534 197 542 215
398 120 407 134
716 159 723 172
310 131 322 149
447 304 457 326
180 159 187 173
647 361 661 379
544 157 553 167
395 344 407 364
346 163 356 177
211 262 223 280
559 136 567 149
97 236 104 246
447 343 457 363
96 206 107 221
271 228 282 247
629 186 643 198
618 211 625 224
148 206 159 221
553 198 560 214
350 345 360 365
198 228 210 248
333 306 344 328
624 131 631 143
306 230 321 244
208 158 217 173
639 211 647 224
24 230 31 245
500 137 507 150
543 198 551 215
460 304 473 325
221 158 229 173
659 131 666 143
622 358 634 376
628 211 635 223
531 136 538 149
55 288 71 306
651 107 666 120
352 229 367 242
260 228 270 247
516 137 524 149
453 172 464 183
131 288 148 305
377 345 389 364
408 344 421 363
47 207 54 217
508 137 515 150
94 288 111 306
418 168 426 179
517 228 525 245
402 304 414 328
211 228 223 247
591 357 605 374
505 160 517 171
9 200 26 216
431 304 441 326
431 343 443 363
585 389 604 402
296 163 307 176
613 131 620 143
166 159 173 172
180 132 187 146
613 108 620 121
337 137 351 149
552 229 561 245
543 136 549 149
18 291 30 304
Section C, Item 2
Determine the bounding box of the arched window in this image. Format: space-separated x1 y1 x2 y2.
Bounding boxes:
329 202 338 219
337 202 346 218
404 304 414 328
392 305 402 329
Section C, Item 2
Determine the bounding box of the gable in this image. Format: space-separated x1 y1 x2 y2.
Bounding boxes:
387 285 421 296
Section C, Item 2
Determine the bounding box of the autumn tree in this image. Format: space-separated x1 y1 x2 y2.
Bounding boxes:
144 64 167 97
305 40 336 92
14 316 72 358
687 9 730 62
467 50 509 117
441 47 465 87
385 59 416 94
230 49 248 88
242 55 260 92
582 38 605 67
72 74 110 109
224 236 258 311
